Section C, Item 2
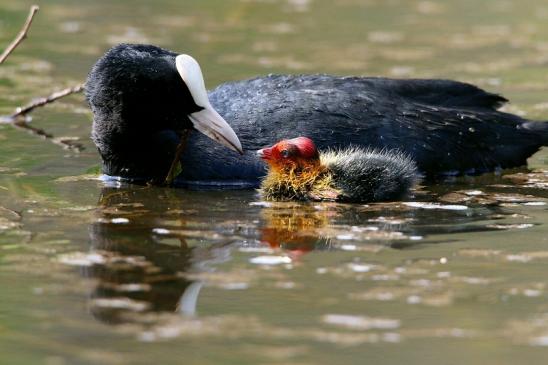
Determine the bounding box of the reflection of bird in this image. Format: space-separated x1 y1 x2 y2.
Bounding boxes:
87 44 548 186
84 186 232 324
257 137 417 202
85 187 195 323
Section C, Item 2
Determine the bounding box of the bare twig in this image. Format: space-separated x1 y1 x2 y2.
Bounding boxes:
0 6 84 152
0 206 23 221
0 5 39 64
0 84 85 151
9 83 84 120
1 84 86 152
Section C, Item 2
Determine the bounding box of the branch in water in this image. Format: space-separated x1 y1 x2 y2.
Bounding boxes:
0 5 39 64
9 83 85 120
1 83 87 152
12 119 84 152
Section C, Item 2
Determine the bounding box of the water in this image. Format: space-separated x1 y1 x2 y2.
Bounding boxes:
1 0 548 364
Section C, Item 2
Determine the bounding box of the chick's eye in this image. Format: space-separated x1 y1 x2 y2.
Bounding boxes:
280 150 290 158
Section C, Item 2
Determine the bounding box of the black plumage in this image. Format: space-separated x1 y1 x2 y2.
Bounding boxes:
86 43 548 187
322 148 418 202
86 44 203 179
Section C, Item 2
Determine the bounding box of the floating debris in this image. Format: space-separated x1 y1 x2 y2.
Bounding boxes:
530 336 548 346
274 281 298 289
325 227 408 242
486 223 534 230
464 190 484 196
336 234 355 240
57 252 106 267
507 287 543 297
152 228 170 235
368 216 415 225
57 250 153 269
438 191 495 205
219 282 249 290
453 276 495 285
322 314 400 330
503 170 548 189
439 190 547 206
350 288 412 302
347 262 374 273
249 201 273 207
506 251 548 263
491 193 546 203
90 297 150 312
406 295 422 304
249 255 292 265
99 282 152 292
403 202 468 210
459 249 501 258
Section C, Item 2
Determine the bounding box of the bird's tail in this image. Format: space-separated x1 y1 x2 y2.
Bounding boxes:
521 121 548 145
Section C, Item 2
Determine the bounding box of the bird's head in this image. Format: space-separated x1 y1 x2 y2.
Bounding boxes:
257 137 320 172
175 54 243 154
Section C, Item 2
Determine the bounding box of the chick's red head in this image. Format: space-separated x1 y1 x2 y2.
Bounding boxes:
257 137 320 170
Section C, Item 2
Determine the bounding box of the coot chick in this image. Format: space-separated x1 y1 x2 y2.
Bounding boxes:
87 44 548 186
86 44 242 183
257 137 418 202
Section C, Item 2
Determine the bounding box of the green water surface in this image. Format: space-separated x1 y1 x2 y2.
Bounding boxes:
1 0 548 364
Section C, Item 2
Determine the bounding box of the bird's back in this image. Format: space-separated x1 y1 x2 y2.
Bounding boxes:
205 74 548 179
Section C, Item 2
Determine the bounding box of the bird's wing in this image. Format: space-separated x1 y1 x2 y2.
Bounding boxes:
360 77 508 110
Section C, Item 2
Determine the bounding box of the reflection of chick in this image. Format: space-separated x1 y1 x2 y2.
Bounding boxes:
257 137 418 202
260 204 332 255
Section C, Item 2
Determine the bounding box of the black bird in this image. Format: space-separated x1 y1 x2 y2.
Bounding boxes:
86 43 242 182
86 43 548 187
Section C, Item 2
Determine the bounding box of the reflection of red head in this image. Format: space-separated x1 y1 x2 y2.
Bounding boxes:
257 137 320 170
261 227 315 260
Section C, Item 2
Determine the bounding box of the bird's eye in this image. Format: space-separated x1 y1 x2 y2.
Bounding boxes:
280 150 290 158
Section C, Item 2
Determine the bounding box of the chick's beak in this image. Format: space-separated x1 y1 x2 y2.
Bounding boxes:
189 106 243 155
257 147 273 160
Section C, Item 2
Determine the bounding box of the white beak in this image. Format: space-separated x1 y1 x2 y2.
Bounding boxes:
188 106 243 154
176 54 243 154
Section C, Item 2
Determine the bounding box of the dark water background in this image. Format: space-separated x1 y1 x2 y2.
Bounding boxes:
1 0 548 364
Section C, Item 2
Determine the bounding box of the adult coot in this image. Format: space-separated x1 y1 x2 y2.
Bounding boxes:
257 137 418 202
86 44 242 182
86 43 548 187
